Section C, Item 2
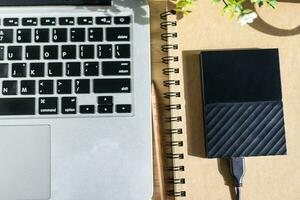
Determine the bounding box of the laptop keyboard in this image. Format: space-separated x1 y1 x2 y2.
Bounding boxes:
0 14 133 117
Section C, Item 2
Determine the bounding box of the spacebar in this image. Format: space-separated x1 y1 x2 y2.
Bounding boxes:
0 98 35 115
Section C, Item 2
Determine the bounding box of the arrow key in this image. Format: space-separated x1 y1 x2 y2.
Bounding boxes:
98 96 113 105
98 105 113 114
80 105 95 114
116 104 132 113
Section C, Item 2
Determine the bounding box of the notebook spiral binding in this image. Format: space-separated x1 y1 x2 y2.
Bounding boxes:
160 10 186 198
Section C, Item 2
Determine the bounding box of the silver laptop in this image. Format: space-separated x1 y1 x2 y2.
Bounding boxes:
0 0 152 199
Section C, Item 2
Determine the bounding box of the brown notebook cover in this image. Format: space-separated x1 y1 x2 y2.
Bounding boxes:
151 0 300 199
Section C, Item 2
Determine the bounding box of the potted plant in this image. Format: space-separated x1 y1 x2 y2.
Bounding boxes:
176 0 278 25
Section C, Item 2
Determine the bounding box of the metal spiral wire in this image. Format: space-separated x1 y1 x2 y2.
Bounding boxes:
161 9 186 198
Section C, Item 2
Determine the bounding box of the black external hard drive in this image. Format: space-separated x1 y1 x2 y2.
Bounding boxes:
200 49 287 158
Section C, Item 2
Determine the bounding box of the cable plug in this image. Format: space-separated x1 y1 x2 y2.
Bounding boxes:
230 157 245 200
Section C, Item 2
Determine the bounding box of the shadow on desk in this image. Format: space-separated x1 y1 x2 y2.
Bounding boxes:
245 0 300 37
182 50 205 158
173 0 300 36
182 50 236 200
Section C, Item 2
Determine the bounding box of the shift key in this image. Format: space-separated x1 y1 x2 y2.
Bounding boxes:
102 61 130 76
93 79 131 93
0 98 35 115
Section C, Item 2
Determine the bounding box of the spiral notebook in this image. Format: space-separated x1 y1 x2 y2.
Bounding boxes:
150 0 300 199
149 1 185 198
150 1 186 198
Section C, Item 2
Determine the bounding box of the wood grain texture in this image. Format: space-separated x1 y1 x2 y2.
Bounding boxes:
178 1 300 200
148 1 172 200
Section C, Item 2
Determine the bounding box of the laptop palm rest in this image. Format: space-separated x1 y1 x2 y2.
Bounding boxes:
0 125 51 200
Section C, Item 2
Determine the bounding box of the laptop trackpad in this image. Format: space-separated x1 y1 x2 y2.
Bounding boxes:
0 125 51 200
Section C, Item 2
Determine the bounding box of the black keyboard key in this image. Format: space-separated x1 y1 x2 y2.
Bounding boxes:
75 79 90 94
96 17 112 25
61 97 76 114
48 62 63 77
98 96 113 105
93 79 131 93
88 28 103 42
70 28 85 42
0 63 8 78
62 45 76 59
53 28 67 42
66 62 81 76
98 105 113 114
80 45 94 59
106 27 130 41
44 45 58 59
8 46 22 60
84 62 99 76
17 29 32 43
116 104 132 113
80 105 95 114
0 98 35 115
39 80 53 94
0 46 4 60
115 44 130 58
4 18 18 26
0 29 13 43
114 16 130 24
78 17 93 25
102 61 130 76
41 18 56 26
22 18 37 26
97 44 112 59
12 63 26 77
30 63 45 77
35 29 49 43
59 17 75 25
2 81 17 95
39 97 57 115
57 80 72 94
26 46 40 60
21 80 35 95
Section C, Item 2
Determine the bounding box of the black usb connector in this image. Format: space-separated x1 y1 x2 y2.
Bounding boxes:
230 157 245 200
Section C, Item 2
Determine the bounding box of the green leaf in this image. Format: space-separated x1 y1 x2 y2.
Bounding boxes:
267 0 277 8
211 0 277 22
237 0 246 5
227 0 236 4
176 0 197 15
242 9 253 14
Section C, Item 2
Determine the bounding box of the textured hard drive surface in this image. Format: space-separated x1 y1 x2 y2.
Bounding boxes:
204 101 286 158
200 49 287 158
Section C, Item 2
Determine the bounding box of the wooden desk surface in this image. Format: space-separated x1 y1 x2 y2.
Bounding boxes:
148 1 169 200
177 1 300 200
149 0 300 200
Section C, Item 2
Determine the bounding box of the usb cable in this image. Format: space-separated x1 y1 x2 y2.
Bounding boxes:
230 157 246 200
